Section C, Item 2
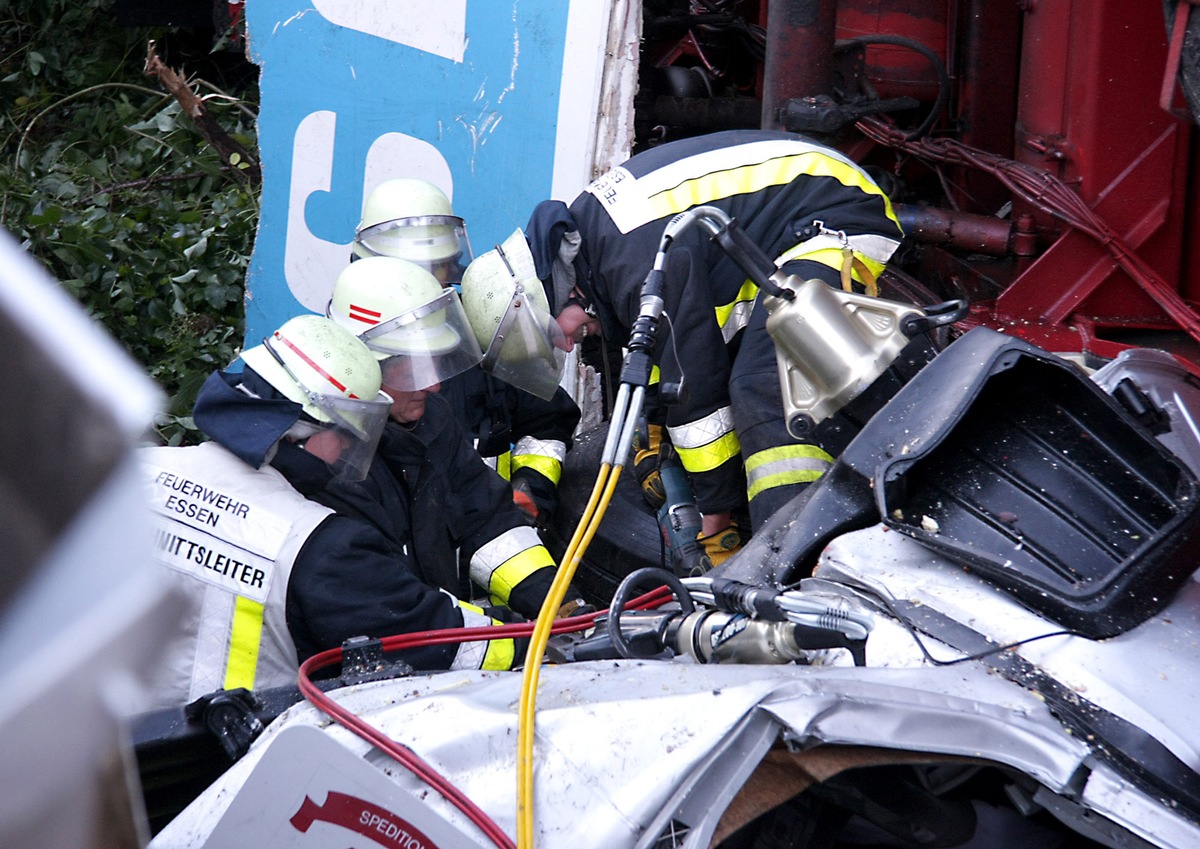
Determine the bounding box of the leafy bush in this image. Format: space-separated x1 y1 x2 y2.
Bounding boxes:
0 0 259 444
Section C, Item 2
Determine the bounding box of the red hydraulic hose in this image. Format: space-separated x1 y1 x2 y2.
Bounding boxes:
298 647 516 849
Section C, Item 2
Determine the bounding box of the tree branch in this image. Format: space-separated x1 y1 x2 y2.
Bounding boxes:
144 41 261 188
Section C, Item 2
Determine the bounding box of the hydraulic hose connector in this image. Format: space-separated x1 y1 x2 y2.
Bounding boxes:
673 610 811 665
619 301 662 388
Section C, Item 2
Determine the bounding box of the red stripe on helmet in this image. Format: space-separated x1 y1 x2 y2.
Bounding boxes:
348 304 382 325
273 331 360 399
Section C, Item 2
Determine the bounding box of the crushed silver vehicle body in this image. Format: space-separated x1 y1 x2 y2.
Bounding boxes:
145 329 1200 849
150 526 1200 848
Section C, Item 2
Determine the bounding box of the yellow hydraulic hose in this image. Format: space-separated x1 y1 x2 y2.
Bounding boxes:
515 460 623 848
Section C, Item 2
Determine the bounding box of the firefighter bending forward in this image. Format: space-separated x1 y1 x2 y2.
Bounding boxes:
505 130 904 564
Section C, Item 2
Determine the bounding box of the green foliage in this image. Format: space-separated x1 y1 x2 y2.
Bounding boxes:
0 0 259 445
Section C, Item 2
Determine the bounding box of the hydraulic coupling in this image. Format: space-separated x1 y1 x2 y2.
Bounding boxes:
672 610 813 665
570 572 874 666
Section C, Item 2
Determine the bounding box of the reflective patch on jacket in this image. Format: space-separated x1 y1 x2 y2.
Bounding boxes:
715 279 760 343
745 443 834 500
511 436 567 485
454 601 517 671
776 232 900 276
469 525 555 606
668 406 742 474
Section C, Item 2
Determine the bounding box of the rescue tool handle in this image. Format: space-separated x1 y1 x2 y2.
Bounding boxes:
571 610 679 662
607 567 695 659
901 298 968 336
662 206 793 300
787 624 868 667
711 218 794 300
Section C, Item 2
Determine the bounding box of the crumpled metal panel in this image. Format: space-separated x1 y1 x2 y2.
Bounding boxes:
816 524 1200 776
758 665 1091 790
1079 761 1200 849
150 653 1166 848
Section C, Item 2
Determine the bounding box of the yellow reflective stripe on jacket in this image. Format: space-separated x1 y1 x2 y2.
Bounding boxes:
674 432 741 474
590 139 901 235
780 246 876 285
715 279 760 343
776 233 897 279
511 436 567 485
223 595 264 691
479 634 515 671
469 526 555 606
455 602 516 671
650 364 660 386
494 450 512 481
647 149 899 225
510 453 562 485
745 444 834 500
668 406 741 474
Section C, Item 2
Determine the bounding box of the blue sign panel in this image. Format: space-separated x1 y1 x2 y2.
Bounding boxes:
242 0 598 347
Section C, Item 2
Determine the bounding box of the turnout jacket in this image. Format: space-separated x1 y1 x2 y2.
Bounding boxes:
141 441 334 707
354 392 557 616
440 364 581 518
564 130 903 514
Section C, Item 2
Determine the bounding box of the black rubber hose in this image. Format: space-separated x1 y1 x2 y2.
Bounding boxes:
836 35 950 141
608 567 695 659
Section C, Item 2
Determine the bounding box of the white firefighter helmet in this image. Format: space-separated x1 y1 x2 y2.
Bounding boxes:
459 228 567 401
326 256 482 391
240 314 392 481
352 178 473 284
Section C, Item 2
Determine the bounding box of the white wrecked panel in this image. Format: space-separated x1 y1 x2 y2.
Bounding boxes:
312 0 467 62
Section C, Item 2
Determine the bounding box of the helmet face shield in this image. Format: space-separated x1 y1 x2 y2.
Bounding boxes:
480 286 567 401
302 389 390 444
259 334 392 481
358 288 482 389
307 394 392 482
378 352 462 393
354 215 472 286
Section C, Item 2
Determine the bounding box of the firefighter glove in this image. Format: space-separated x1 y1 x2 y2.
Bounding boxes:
697 522 743 567
511 478 540 525
632 422 667 509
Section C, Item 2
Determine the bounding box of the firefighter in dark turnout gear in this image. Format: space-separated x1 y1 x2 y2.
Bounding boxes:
521 130 904 559
143 316 537 709
323 256 570 610
351 178 582 525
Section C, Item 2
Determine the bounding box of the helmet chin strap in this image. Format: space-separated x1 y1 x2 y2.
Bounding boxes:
562 287 595 317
